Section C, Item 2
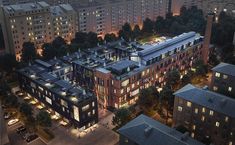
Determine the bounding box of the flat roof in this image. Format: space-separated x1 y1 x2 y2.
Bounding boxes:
174 84 235 118
4 1 49 13
118 114 205 145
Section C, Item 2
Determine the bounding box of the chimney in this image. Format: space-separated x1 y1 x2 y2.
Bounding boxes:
202 13 214 64
220 98 227 107
181 132 189 141
144 126 153 137
83 90 86 95
233 32 235 46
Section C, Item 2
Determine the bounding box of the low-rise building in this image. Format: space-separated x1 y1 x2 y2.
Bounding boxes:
118 114 205 145
210 63 235 99
173 84 235 145
17 63 98 129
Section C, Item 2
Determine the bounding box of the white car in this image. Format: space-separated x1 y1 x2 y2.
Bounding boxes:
8 118 19 126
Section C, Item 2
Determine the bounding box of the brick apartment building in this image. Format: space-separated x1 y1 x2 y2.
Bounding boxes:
173 84 235 145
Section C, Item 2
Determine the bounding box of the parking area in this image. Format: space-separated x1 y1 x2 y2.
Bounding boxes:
7 122 46 145
4 90 119 145
48 124 119 145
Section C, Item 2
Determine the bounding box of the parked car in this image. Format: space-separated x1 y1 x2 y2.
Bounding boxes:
4 112 11 119
16 126 26 134
26 134 38 142
8 118 19 126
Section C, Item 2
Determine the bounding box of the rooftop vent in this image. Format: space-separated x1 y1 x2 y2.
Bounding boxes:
83 90 86 95
144 126 153 137
202 86 208 90
220 98 227 107
181 132 189 141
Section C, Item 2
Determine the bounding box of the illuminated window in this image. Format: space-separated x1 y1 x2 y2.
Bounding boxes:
215 72 220 77
92 109 95 114
73 106 80 121
213 86 218 91
202 107 206 113
121 89 124 94
92 101 95 107
132 84 135 88
225 116 229 122
46 97 52 105
192 125 196 130
201 116 205 121
114 89 116 93
187 101 192 107
223 75 228 79
215 121 220 127
191 133 195 138
229 141 232 145
82 104 90 111
209 110 214 116
142 71 145 76
195 108 198 114
178 106 183 112
228 87 232 92
61 99 68 107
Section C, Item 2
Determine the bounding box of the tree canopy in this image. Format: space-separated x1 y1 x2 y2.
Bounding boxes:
21 42 37 63
36 111 52 128
112 107 132 128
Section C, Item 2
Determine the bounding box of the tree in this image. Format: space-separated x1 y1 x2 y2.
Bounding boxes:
132 25 141 39
87 32 98 48
112 107 132 128
181 73 191 86
119 23 132 41
20 102 33 117
42 43 56 60
0 25 5 49
193 59 208 77
142 18 154 34
0 54 18 72
154 16 165 33
104 33 117 42
166 69 180 88
138 86 159 113
73 32 87 44
52 36 66 49
21 42 37 63
36 111 52 128
160 85 174 123
3 94 19 108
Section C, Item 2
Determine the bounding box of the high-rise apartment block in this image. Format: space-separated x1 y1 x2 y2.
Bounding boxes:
75 0 169 37
0 1 77 59
171 0 235 17
173 84 235 145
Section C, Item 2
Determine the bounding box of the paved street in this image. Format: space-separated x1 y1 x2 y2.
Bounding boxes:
7 122 46 145
48 123 119 145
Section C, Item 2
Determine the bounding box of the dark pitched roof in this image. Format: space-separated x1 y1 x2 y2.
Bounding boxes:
118 114 205 145
174 84 235 118
212 63 235 76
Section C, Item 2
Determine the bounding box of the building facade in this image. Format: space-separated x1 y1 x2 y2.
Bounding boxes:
118 114 205 145
75 0 169 37
94 32 204 109
0 1 77 59
173 84 235 145
17 63 98 129
171 0 235 17
210 63 235 99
